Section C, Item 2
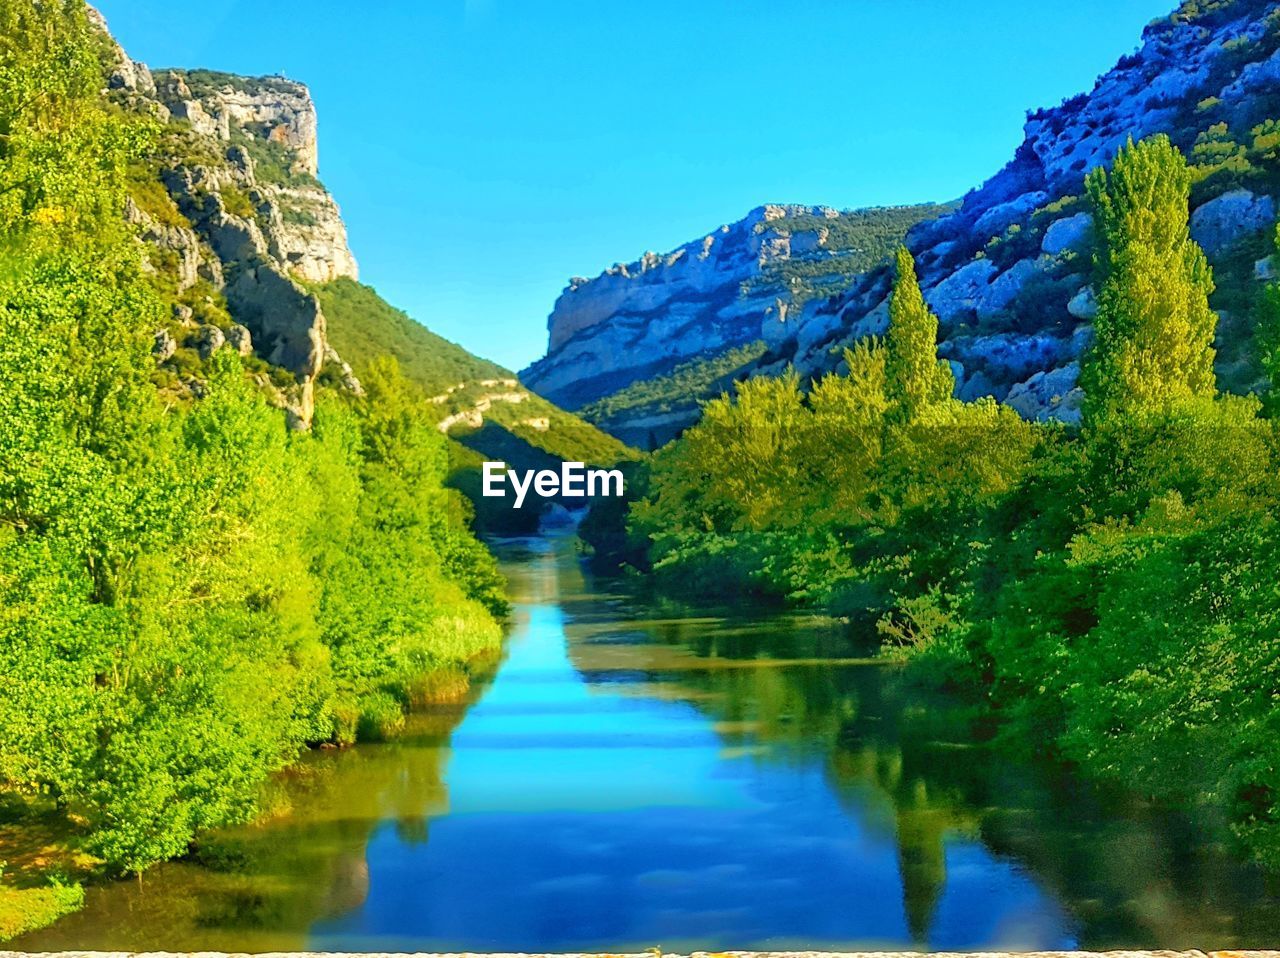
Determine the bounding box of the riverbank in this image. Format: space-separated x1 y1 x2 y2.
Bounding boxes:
0 644 503 945
0 792 89 941
593 154 1280 870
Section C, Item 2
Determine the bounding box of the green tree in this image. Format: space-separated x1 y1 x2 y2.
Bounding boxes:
884 247 953 422
0 0 506 884
1082 135 1217 422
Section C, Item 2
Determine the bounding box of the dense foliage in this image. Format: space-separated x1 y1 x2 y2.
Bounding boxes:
1083 135 1217 419
0 0 503 890
591 134 1280 867
578 341 769 438
316 277 509 394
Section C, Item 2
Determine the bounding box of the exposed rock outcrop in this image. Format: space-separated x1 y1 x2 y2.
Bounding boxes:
125 197 215 293
193 324 226 359
521 203 948 412
226 324 253 357
760 0 1280 421
1041 213 1093 256
1190 188 1276 255
153 329 177 362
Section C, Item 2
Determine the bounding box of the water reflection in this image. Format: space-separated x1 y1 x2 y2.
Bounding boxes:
308 540 1068 952
14 536 1280 951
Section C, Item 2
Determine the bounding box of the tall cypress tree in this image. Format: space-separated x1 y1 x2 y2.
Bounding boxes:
1082 135 1217 423
885 246 953 421
1256 225 1280 415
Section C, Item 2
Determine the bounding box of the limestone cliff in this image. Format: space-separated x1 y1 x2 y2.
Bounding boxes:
94 7 359 428
90 6 633 532
521 204 946 417
525 0 1280 439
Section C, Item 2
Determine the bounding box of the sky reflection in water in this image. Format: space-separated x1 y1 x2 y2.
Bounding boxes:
309 544 1074 952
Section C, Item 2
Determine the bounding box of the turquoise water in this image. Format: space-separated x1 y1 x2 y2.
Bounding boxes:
16 536 1280 951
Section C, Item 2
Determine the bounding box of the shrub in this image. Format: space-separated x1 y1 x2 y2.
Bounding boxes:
0 883 85 942
356 691 407 742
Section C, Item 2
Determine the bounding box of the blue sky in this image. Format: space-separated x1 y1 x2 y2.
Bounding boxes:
96 1 1174 371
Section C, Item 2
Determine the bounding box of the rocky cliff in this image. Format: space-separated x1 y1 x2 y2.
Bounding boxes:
94 8 360 428
520 203 947 418
526 0 1280 439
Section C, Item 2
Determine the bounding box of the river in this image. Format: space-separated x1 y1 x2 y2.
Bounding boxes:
14 535 1280 952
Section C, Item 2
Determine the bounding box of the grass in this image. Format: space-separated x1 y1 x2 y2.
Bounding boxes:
280 204 319 227
315 278 509 394
126 163 190 229
0 790 96 942
0 884 84 942
220 184 256 219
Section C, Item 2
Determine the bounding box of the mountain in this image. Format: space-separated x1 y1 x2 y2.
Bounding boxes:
520 203 949 446
525 0 1280 441
94 8 630 527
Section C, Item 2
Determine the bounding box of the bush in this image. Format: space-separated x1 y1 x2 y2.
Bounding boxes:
220 185 256 219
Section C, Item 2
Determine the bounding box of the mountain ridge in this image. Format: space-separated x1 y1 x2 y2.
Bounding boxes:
525 0 1280 442
520 202 950 444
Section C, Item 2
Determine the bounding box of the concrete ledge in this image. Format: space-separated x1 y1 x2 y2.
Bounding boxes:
2 952 1278 958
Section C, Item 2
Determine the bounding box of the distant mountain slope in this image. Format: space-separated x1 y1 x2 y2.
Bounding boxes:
317 278 636 531
525 0 1280 438
520 203 950 439
316 278 507 392
577 341 769 449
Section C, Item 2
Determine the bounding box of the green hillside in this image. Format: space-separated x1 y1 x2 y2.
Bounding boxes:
579 341 770 448
742 203 957 309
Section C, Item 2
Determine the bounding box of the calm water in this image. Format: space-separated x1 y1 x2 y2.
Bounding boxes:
16 536 1280 951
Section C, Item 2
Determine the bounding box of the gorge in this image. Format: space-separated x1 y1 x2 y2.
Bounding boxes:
11 540 1280 952
5 0 1280 949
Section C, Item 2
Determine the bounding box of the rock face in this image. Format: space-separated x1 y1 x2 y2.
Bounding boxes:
755 0 1280 421
94 7 361 428
525 0 1280 434
1041 213 1094 255
520 203 947 412
144 70 358 286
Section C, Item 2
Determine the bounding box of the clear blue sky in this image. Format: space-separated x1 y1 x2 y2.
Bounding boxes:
96 1 1173 371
